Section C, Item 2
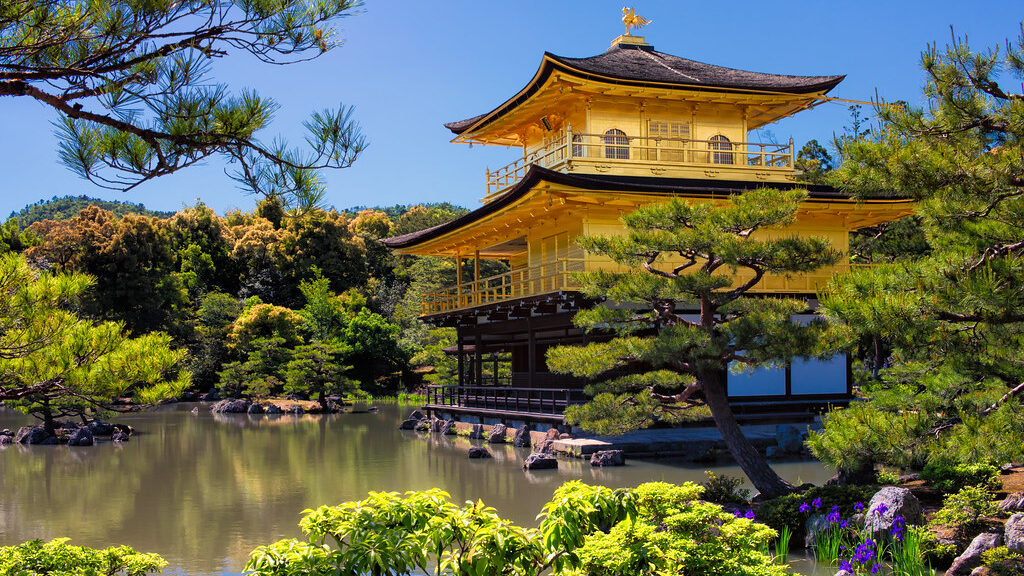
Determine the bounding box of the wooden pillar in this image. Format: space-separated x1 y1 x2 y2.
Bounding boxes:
456 253 463 306
492 353 499 386
456 327 464 387
527 318 536 388
474 250 481 305
474 332 483 387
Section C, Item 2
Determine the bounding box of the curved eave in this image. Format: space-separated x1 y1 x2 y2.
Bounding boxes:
381 166 912 251
446 52 844 140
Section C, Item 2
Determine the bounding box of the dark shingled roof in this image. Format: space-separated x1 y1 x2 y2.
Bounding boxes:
445 43 845 136
381 166 853 249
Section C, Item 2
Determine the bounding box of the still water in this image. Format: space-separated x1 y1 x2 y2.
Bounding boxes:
0 403 836 575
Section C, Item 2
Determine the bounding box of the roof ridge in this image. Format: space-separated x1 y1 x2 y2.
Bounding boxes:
637 48 702 83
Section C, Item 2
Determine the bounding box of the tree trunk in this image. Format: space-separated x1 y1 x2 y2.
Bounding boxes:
41 398 56 436
318 390 328 413
701 367 796 499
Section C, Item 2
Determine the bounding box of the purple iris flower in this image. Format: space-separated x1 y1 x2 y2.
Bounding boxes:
841 520 850 530
854 501 865 513
812 497 823 510
871 563 882 574
799 501 811 513
839 559 853 572
873 503 889 517
744 509 755 520
734 510 742 518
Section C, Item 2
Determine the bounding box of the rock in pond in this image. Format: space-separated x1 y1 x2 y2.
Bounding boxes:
0 434 12 445
88 420 115 435
414 419 430 432
190 407 200 415
439 419 455 435
15 426 51 445
398 419 418 430
1006 512 1024 553
468 446 492 459
947 532 1003 576
487 423 507 444
247 403 265 414
265 403 283 414
590 450 625 467
408 410 426 421
67 428 94 447
523 453 558 470
211 399 251 413
468 423 485 439
512 426 531 447
864 487 922 535
111 429 130 442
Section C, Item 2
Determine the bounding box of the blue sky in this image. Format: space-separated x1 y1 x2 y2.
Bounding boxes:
0 1 1013 218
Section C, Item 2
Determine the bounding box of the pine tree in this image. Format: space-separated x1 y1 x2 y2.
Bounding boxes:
0 0 365 209
809 25 1024 475
547 189 839 498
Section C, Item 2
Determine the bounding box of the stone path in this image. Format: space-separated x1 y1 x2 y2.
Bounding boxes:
552 424 782 458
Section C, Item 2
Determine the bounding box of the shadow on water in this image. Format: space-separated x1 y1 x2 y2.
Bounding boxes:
0 404 836 575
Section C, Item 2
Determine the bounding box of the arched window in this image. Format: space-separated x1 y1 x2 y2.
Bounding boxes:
709 135 733 165
571 134 583 157
603 129 629 160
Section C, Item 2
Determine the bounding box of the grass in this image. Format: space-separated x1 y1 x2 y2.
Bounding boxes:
813 524 846 565
349 392 427 405
889 528 936 576
774 525 792 565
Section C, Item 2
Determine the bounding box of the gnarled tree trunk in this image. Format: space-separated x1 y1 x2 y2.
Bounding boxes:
700 367 796 499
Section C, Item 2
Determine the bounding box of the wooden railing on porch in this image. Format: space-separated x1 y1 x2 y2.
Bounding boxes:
421 258 584 315
426 385 586 416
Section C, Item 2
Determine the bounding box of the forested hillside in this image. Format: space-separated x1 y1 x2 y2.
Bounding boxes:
1 198 479 400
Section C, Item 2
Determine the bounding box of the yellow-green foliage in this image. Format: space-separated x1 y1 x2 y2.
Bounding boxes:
0 538 165 576
228 303 305 350
247 481 786 576
982 546 1024 576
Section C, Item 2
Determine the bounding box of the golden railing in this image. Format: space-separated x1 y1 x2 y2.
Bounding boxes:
483 127 794 202
421 258 585 315
421 260 873 315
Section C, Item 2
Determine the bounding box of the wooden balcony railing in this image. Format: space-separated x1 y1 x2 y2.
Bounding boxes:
421 258 584 316
426 385 586 416
483 127 795 202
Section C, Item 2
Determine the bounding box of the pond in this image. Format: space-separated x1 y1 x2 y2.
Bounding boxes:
0 403 837 575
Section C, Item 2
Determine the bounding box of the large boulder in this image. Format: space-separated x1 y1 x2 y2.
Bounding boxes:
414 419 430 432
864 487 923 535
0 433 12 445
947 532 1003 576
523 453 558 470
590 450 625 467
15 426 50 445
67 428 94 447
775 424 805 453
468 446 492 459
439 419 455 435
211 399 251 413
398 419 418 430
88 420 115 435
409 410 426 421
265 403 283 414
1006 513 1024 553
1000 492 1024 513
111 429 130 442
247 403 265 414
536 427 560 453
512 426 531 448
487 423 507 444
468 423 485 440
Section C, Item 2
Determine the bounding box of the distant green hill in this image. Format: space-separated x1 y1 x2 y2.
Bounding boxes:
10 195 175 227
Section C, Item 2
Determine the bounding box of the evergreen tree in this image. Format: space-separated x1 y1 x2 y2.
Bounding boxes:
283 342 353 411
809 26 1024 476
547 190 838 498
0 254 187 434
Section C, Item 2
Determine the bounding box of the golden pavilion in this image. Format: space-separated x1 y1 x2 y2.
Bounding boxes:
383 31 913 424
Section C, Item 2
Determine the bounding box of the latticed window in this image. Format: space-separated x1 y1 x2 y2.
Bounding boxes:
571 134 583 157
603 129 629 159
649 120 689 161
709 134 733 164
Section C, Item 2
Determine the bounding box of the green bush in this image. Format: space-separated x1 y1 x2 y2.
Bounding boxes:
0 539 165 576
982 546 1024 576
700 471 751 506
757 484 878 536
920 462 1000 492
930 486 999 543
247 481 787 576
